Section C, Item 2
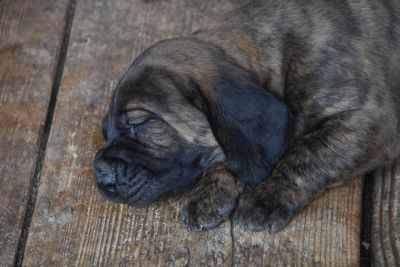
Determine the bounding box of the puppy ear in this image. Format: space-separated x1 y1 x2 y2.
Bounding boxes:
204 70 292 186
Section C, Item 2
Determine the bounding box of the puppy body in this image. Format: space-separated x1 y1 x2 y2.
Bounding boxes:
95 0 400 232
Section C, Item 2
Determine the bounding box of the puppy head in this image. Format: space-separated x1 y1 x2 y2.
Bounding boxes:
93 38 291 206
94 62 224 205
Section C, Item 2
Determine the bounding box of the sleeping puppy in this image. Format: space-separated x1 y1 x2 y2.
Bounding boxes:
94 0 400 233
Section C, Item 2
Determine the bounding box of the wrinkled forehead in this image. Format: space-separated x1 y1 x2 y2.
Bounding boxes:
108 68 218 146
113 64 187 112
103 68 171 141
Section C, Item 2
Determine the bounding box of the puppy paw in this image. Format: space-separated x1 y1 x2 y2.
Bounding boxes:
181 166 240 231
234 177 305 233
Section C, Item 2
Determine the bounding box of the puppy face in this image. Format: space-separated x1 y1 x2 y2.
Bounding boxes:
94 64 224 206
93 38 291 206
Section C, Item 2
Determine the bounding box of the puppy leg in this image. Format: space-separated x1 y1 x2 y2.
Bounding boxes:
235 109 399 233
181 164 243 230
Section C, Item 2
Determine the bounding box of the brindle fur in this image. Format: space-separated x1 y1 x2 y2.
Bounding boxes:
181 163 243 230
94 0 400 233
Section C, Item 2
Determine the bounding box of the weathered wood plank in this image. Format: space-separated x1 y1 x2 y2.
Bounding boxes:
23 1 237 266
371 158 400 267
0 1 70 265
22 1 362 266
233 178 362 267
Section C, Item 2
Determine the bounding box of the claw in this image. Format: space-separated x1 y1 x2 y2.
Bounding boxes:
266 222 273 234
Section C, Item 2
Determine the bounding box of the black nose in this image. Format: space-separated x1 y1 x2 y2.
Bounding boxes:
96 170 117 196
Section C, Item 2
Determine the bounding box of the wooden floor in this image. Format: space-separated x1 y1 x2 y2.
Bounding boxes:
0 1 399 266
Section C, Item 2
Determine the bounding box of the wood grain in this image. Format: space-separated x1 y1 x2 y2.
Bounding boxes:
371 158 400 267
22 1 362 266
233 178 362 267
23 1 236 266
0 1 69 265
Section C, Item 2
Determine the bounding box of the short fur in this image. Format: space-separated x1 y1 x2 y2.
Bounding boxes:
94 0 400 232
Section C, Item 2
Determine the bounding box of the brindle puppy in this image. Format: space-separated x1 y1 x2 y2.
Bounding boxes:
94 0 400 233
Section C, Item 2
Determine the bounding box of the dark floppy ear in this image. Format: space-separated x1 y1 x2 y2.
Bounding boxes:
204 70 292 186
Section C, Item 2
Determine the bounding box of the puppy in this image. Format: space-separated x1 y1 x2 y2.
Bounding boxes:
94 0 400 233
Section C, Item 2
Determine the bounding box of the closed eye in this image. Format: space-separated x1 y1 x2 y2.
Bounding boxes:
116 109 155 139
125 109 152 125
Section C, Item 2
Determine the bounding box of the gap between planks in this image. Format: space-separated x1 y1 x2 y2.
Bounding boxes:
360 173 373 267
13 1 77 266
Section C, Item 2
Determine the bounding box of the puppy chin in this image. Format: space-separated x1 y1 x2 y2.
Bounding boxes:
97 187 126 204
